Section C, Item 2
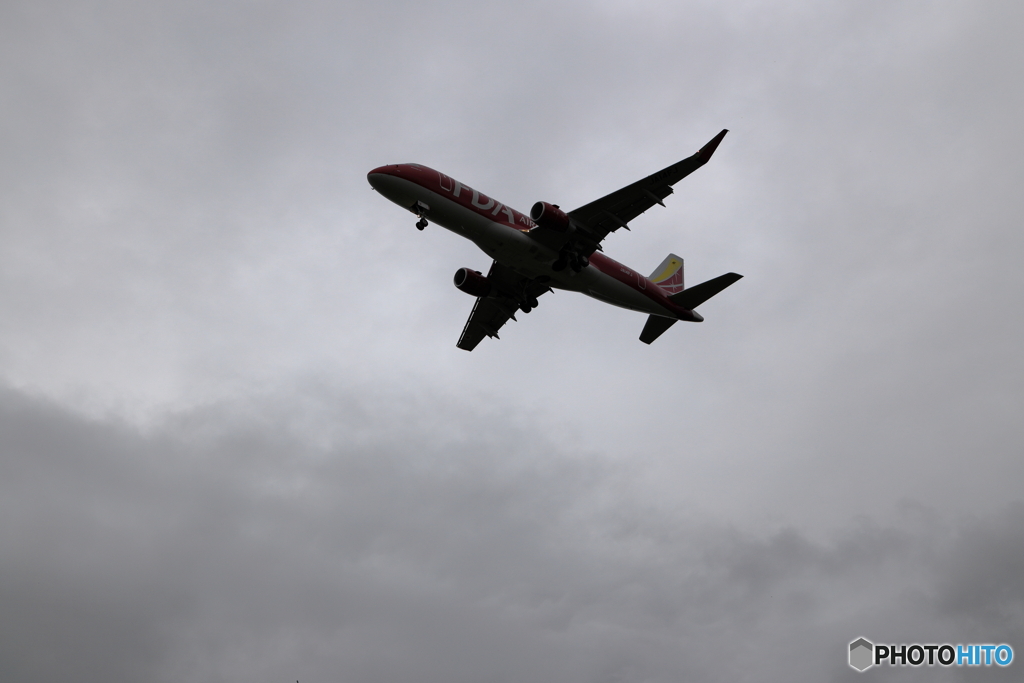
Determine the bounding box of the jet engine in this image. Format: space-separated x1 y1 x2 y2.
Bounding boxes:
453 268 491 297
530 201 571 232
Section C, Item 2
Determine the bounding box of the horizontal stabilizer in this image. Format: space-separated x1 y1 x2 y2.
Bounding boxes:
669 272 743 310
639 315 677 344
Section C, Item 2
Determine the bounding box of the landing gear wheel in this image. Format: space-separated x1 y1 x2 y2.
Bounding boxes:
578 254 590 268
527 297 539 309
415 218 427 230
520 303 533 314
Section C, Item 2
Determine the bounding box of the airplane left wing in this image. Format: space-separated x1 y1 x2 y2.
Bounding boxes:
565 129 728 255
456 261 551 351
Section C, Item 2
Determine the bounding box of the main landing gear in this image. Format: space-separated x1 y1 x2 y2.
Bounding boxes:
520 296 539 314
552 251 589 274
415 217 427 230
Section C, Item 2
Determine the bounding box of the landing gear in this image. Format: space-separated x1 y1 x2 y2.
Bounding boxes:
519 294 539 314
553 250 589 274
412 200 430 231
569 253 589 273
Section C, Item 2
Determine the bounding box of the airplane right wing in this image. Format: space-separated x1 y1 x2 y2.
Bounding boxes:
563 129 728 255
456 261 552 351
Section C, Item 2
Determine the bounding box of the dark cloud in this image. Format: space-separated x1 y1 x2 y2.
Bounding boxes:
1 385 1021 682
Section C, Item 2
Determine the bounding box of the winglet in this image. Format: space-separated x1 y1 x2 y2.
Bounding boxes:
696 129 728 162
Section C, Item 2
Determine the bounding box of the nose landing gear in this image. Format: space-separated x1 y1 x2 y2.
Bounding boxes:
412 200 430 231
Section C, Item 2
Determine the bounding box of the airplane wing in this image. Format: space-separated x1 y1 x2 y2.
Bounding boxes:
456 261 552 351
564 129 728 255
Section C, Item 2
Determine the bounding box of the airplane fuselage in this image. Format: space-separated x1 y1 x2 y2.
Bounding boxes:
367 163 701 322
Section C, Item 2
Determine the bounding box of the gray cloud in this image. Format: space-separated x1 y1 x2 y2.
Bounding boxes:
1 1 1023 680
2 384 1021 682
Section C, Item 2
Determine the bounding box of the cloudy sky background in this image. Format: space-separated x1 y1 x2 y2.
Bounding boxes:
2 1 1022 681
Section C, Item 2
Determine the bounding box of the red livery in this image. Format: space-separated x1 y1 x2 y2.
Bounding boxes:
368 130 741 350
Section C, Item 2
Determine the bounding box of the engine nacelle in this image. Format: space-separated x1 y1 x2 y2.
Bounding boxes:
530 201 571 232
453 268 491 297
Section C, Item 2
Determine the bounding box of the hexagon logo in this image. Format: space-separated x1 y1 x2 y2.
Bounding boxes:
849 637 874 671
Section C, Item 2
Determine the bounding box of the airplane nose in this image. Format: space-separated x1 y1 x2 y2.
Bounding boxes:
367 165 409 205
367 165 393 190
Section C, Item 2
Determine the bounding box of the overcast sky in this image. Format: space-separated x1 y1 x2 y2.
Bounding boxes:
1 2 1023 681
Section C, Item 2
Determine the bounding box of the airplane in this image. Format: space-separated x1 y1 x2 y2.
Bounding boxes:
367 129 742 351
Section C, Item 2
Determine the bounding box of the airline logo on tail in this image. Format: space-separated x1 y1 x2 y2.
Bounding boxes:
650 254 685 295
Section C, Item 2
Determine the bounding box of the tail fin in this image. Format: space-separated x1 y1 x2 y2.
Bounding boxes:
649 253 685 295
640 271 742 345
669 272 743 310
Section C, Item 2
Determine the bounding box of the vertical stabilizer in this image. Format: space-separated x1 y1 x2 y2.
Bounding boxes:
649 254 684 294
